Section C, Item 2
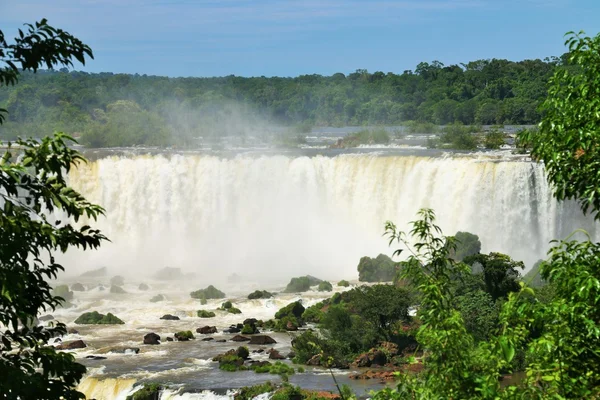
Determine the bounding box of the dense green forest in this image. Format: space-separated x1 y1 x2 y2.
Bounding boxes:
0 55 563 147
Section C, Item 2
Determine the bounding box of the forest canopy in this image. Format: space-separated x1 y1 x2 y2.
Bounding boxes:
0 56 564 146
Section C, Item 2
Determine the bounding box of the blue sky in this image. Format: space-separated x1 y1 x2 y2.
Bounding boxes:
1 0 598 77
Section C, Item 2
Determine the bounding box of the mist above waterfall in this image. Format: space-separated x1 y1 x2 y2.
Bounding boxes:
64 153 598 282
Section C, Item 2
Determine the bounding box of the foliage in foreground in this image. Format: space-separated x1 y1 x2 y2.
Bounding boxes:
372 208 600 399
0 20 102 399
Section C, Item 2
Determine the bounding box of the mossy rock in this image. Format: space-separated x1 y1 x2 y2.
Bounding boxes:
221 300 233 309
247 290 273 299
190 285 225 300
110 285 127 294
224 307 242 314
52 285 74 301
125 383 163 400
110 275 125 286
337 280 350 287
283 276 311 293
197 310 216 318
71 283 86 292
241 324 258 334
174 331 194 341
275 301 305 319
75 311 125 325
317 281 333 292
149 294 165 302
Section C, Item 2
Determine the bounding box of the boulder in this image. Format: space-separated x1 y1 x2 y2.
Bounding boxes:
352 350 387 368
287 351 296 359
249 360 271 367
216 339 226 343
160 314 180 321
286 320 298 331
67 328 79 335
197 326 217 334
231 335 250 342
109 285 126 294
248 335 277 345
202 337 214 341
74 311 124 325
268 349 285 360
56 340 86 350
71 283 86 292
224 325 241 334
174 331 194 341
166 337 173 342
138 283 149 291
143 332 160 345
243 318 258 326
110 275 125 286
150 294 166 303
85 355 107 360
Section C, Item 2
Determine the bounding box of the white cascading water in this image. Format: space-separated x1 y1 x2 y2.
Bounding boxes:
66 153 598 279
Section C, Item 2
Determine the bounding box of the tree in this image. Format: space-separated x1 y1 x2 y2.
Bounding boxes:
463 252 524 301
357 253 397 282
520 31 600 218
0 20 103 399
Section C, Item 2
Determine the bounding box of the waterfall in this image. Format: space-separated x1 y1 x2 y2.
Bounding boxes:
66 153 597 280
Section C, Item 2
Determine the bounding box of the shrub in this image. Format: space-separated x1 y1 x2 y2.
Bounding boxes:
234 382 277 400
302 302 326 323
241 324 256 334
190 285 225 299
236 346 249 359
221 300 233 309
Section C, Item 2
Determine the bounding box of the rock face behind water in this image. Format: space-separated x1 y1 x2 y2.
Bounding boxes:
80 267 107 277
144 332 161 345
248 335 277 345
56 340 86 350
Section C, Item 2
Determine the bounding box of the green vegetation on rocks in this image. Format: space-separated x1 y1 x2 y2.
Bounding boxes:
52 285 73 302
125 383 163 400
220 301 242 314
247 290 273 299
75 311 124 325
275 301 305 320
357 254 397 282
234 382 277 400
317 281 333 292
190 285 225 300
174 331 194 341
451 231 482 261
337 280 350 287
197 310 216 318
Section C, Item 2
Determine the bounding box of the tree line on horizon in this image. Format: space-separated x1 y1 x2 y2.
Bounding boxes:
0 55 566 147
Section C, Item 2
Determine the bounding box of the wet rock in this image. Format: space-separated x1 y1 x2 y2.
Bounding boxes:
224 325 241 334
307 354 321 366
287 351 296 359
252 349 265 354
202 337 214 341
166 337 173 342
243 318 258 326
39 315 54 322
110 275 125 286
138 283 150 291
286 320 298 331
85 355 107 360
160 314 180 321
349 370 399 381
105 347 139 354
216 339 226 343
174 331 194 341
248 335 276 345
71 283 86 292
231 335 250 342
56 340 86 350
196 326 217 334
144 332 161 345
268 349 285 360
352 350 387 368
67 328 79 335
